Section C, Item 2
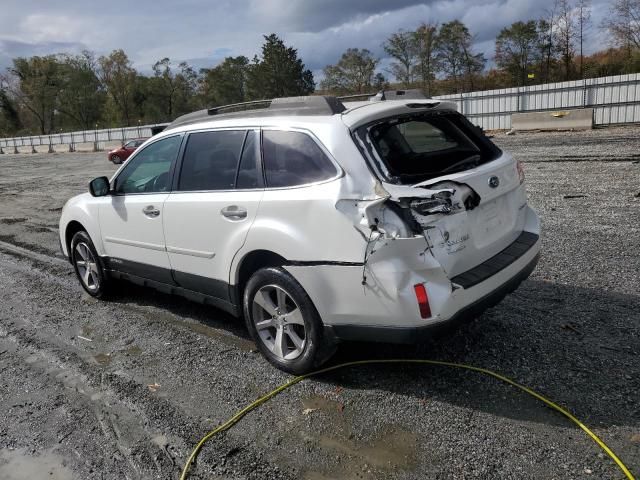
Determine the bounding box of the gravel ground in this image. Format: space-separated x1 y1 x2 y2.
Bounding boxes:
0 126 638 480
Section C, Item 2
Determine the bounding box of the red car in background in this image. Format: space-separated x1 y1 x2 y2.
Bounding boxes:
108 138 147 164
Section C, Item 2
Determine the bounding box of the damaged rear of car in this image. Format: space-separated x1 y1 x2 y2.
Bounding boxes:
292 98 541 344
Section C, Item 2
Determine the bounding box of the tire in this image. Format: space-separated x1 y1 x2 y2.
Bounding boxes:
70 231 112 299
110 154 121 164
244 267 335 374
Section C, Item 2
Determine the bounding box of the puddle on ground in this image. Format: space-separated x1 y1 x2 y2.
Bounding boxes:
94 353 112 365
142 309 255 352
306 427 418 479
0 448 73 480
302 394 344 413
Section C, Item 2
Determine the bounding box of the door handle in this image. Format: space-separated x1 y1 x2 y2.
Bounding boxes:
220 205 247 220
143 205 160 217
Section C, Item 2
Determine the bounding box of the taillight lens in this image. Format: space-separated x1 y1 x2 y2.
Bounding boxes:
413 284 432 319
516 160 525 184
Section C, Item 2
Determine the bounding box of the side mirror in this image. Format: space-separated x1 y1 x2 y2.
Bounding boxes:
89 176 110 197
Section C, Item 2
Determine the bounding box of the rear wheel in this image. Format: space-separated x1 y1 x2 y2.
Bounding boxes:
71 231 111 298
244 267 335 374
110 154 121 164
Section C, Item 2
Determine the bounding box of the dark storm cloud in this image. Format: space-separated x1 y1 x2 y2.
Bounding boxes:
0 39 87 72
247 0 432 32
0 0 613 78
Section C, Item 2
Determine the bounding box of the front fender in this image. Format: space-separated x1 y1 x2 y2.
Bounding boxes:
59 193 104 258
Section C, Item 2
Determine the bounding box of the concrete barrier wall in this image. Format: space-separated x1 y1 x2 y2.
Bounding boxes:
512 108 594 131
435 73 640 130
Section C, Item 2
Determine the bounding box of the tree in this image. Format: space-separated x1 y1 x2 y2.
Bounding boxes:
555 0 577 80
412 23 440 96
320 48 379 94
202 56 250 106
383 30 416 87
147 58 197 121
246 34 314 100
603 0 640 64
576 0 592 78
98 49 137 126
57 51 105 130
495 21 540 86
6 55 62 134
437 21 485 92
0 82 22 135
537 17 557 83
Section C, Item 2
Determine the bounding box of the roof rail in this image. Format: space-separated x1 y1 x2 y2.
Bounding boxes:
371 89 427 101
206 95 345 117
165 90 431 131
207 99 271 115
165 95 347 131
337 93 375 102
338 89 429 103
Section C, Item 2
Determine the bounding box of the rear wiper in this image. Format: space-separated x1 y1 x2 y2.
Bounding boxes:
440 154 482 174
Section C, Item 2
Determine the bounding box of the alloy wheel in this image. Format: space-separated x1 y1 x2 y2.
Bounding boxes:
74 242 100 292
252 285 306 360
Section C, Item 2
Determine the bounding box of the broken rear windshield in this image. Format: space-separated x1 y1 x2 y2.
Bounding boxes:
362 112 501 184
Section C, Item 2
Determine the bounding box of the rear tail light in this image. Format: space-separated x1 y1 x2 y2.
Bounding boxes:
516 159 525 184
413 284 432 319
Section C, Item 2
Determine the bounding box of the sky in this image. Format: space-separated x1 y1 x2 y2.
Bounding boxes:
0 0 614 82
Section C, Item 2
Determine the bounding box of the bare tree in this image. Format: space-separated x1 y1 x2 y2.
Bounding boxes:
437 21 485 93
576 0 592 78
555 0 577 80
412 23 440 96
603 0 640 63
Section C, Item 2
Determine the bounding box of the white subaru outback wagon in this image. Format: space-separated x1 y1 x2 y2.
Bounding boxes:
59 91 540 373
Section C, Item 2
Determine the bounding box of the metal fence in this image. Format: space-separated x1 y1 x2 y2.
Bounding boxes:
0 123 169 152
434 73 640 130
1 73 640 150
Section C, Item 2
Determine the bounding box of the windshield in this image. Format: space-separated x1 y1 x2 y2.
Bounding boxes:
362 112 501 184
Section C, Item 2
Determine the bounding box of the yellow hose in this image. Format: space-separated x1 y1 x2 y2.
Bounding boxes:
179 359 636 480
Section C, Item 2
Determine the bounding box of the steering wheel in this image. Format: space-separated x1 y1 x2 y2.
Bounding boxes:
150 172 169 192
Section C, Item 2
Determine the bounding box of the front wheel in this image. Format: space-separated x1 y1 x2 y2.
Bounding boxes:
110 154 121 164
71 231 112 298
244 267 335 374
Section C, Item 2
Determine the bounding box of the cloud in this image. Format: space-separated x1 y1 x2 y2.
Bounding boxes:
0 38 88 72
247 0 431 32
0 0 615 81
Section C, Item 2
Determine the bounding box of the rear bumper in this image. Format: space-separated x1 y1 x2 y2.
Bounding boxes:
326 251 539 344
286 206 541 343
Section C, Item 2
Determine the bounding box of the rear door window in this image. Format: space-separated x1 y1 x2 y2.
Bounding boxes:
178 130 246 191
262 130 338 188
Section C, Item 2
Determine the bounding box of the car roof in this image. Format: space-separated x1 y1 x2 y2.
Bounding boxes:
340 99 458 129
162 91 459 134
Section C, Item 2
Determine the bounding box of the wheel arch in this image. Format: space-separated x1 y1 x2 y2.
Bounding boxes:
232 249 288 305
64 220 87 261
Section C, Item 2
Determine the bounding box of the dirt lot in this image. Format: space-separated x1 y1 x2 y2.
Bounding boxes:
0 126 639 479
